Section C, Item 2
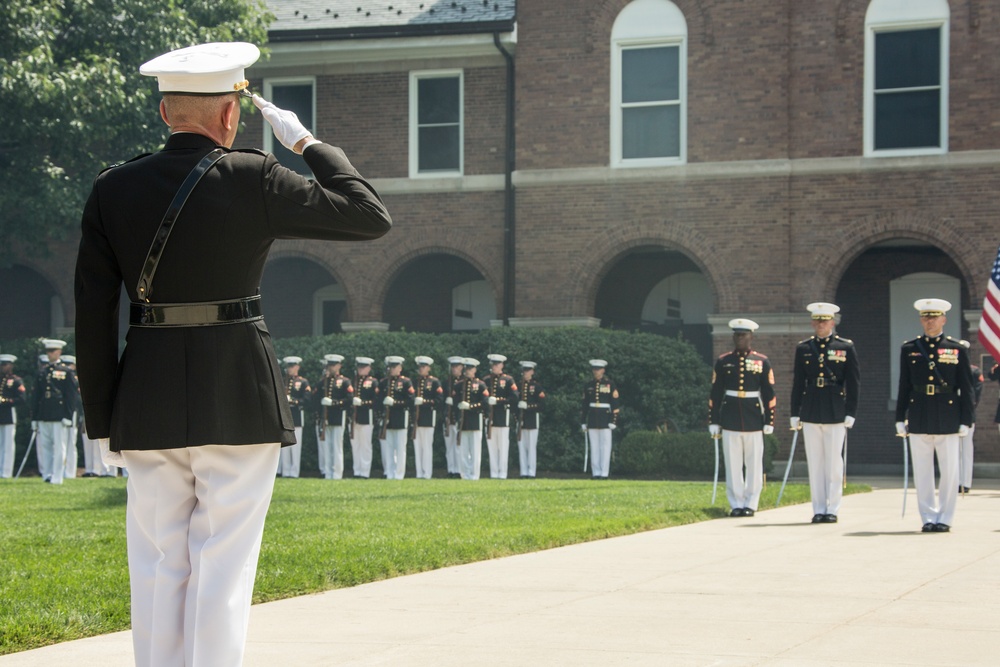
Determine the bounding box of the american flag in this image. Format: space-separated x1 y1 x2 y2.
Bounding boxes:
979 244 1000 363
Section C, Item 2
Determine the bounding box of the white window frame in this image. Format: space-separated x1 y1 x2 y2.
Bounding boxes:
864 0 949 157
262 77 316 154
409 69 464 178
610 0 687 168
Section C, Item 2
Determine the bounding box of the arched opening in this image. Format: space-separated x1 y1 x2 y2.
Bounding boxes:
260 257 343 338
595 246 714 362
834 239 967 471
383 254 496 332
0 265 60 339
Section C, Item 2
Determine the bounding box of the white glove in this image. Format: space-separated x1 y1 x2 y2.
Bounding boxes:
708 424 721 437
844 415 855 429
61 418 73 427
790 417 800 430
321 397 333 406
763 425 774 435
895 422 908 437
31 421 38 431
580 424 587 432
98 438 125 468
414 397 424 406
488 396 497 406
609 423 617 430
383 396 395 407
458 401 471 411
517 400 528 409
352 397 362 407
286 394 292 402
445 397 453 406
253 94 312 152
958 424 970 437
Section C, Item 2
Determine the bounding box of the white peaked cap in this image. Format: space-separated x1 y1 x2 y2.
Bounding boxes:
914 298 951 315
140 42 259 95
415 356 434 365
728 319 759 332
806 302 840 320
282 356 302 365
589 359 607 368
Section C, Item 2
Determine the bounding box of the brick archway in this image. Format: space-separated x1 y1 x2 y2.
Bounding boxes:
266 246 355 321
585 0 715 54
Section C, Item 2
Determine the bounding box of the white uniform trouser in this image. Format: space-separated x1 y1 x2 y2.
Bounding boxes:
82 430 115 477
459 422 482 480
802 422 846 516
959 424 975 489
379 435 391 478
909 433 959 527
64 422 79 478
316 425 327 478
413 426 434 479
444 423 459 474
588 428 613 478
518 426 539 477
0 420 15 478
123 443 280 667
279 426 302 478
37 421 69 484
384 429 407 479
486 426 510 478
351 423 373 477
318 425 345 479
721 429 764 510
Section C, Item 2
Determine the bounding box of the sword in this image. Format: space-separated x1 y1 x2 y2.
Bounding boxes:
15 429 38 479
583 427 589 473
711 432 721 505
959 431 966 498
842 429 849 489
900 433 909 518
776 426 800 507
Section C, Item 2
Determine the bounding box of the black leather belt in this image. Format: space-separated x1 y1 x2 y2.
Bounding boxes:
924 384 953 396
130 295 263 328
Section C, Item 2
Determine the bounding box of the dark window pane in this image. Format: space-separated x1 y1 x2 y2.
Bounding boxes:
418 77 460 124
622 46 679 103
270 84 313 174
874 89 940 150
875 28 940 90
623 105 680 159
418 125 460 171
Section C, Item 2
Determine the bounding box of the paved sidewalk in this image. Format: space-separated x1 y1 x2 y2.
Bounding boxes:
3 481 1000 666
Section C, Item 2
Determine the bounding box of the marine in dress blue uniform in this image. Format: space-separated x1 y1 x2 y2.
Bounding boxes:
452 358 489 480
0 354 26 478
442 356 464 477
31 339 80 485
708 319 776 516
516 361 545 478
411 356 444 479
280 356 310 478
484 354 519 479
790 302 861 523
379 356 414 479
581 359 619 478
315 354 353 480
350 357 379 478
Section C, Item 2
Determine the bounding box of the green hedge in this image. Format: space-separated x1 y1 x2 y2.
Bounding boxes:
2 327 712 477
614 430 779 479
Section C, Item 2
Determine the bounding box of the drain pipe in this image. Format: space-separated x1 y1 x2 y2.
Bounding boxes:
493 31 515 325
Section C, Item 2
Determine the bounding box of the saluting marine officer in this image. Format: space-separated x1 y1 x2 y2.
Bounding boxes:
412 356 444 479
790 303 861 523
484 354 519 479
31 339 80 485
895 299 975 533
0 354 26 478
442 356 464 477
280 356 310 478
350 357 379 478
709 319 776 516
453 358 489 480
379 356 414 479
516 361 545 479
581 359 620 479
315 354 353 480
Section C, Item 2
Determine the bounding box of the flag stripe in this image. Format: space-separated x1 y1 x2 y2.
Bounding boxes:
977 244 1000 363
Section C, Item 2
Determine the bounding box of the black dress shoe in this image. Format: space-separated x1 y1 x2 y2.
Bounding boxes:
730 508 744 517
933 523 951 532
744 509 755 517
822 514 838 523
922 523 935 533
812 514 825 523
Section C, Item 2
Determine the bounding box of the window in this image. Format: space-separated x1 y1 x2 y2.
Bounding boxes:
263 78 315 174
864 0 949 156
410 71 463 177
611 0 687 167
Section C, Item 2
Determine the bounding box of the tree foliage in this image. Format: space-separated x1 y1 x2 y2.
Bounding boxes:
0 0 272 263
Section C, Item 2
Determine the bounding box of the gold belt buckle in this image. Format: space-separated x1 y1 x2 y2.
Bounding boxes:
737 390 746 398
926 384 936 396
815 377 825 388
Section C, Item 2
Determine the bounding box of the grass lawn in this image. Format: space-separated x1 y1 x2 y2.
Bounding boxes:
0 475 863 655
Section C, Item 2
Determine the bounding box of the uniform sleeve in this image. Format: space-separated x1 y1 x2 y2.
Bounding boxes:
790 346 805 418
74 182 123 439
957 348 975 427
610 381 621 425
895 347 912 423
709 360 723 425
431 379 444 408
762 359 776 427
844 343 861 418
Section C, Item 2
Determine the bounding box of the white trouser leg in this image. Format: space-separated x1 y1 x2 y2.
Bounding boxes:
82 430 95 475
316 426 329 478
379 436 392 478
42 422 68 485
459 428 481 480
329 426 345 479
37 423 54 480
486 428 500 478
64 425 78 478
959 424 974 488
741 431 764 510
599 429 613 478
0 423 15 478
444 424 458 473
588 429 612 478
123 443 280 667
387 429 407 479
802 422 846 515
351 424 373 477
517 429 530 477
279 427 302 478
933 434 960 526
909 434 946 526
525 428 538 476
489 427 510 478
722 430 762 509
414 426 433 479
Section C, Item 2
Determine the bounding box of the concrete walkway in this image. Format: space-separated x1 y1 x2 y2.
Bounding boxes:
4 480 1000 666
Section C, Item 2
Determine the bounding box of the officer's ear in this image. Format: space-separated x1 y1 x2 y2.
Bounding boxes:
221 97 238 132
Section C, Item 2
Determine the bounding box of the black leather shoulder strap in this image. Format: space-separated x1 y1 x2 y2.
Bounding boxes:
136 148 226 303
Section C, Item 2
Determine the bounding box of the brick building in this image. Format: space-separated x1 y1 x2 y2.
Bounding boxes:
5 0 999 473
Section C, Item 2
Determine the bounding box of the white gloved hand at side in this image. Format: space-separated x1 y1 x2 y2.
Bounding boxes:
61 418 73 427
844 415 855 429
708 424 721 437
253 94 312 152
958 424 970 437
487 396 497 406
98 438 125 468
580 424 587 432
458 401 471 411
383 396 395 407
321 397 333 406
609 423 617 430
414 397 424 406
517 401 528 409
789 416 800 430
445 397 453 406
352 396 362 407
895 421 908 437
763 425 774 435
